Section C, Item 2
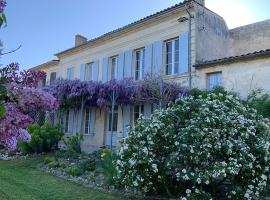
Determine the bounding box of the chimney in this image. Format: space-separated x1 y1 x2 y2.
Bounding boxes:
194 0 205 6
75 34 87 47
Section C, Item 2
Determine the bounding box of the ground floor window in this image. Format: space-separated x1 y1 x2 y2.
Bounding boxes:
207 72 223 90
84 107 91 134
65 110 69 133
108 106 118 132
134 105 144 122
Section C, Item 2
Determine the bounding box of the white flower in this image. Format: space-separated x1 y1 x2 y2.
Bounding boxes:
186 189 191 194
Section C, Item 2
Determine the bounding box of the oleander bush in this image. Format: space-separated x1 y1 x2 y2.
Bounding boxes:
19 123 63 154
247 89 270 118
115 88 270 199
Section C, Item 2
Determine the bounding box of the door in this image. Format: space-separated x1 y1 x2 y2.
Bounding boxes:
105 106 118 146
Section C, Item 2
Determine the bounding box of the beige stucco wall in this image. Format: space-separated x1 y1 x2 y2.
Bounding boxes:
196 57 270 98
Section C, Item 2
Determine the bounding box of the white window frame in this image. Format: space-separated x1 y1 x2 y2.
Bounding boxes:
49 72 57 85
84 62 93 81
133 105 144 122
109 56 118 80
108 106 118 132
165 38 179 75
135 48 145 80
207 72 223 90
84 107 91 135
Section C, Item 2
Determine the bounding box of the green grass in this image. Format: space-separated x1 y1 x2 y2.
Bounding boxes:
0 158 124 200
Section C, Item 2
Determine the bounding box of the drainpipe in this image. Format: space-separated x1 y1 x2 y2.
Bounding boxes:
185 5 193 90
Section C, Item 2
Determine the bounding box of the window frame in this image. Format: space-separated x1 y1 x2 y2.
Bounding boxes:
207 71 223 90
84 107 91 135
65 110 70 134
109 56 118 80
134 48 145 80
84 62 93 81
49 72 57 85
133 105 144 122
165 37 179 75
108 106 118 132
67 67 74 80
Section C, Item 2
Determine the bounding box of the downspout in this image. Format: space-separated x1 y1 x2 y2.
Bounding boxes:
185 5 193 90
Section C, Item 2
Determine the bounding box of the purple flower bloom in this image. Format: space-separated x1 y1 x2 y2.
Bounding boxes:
0 0 6 13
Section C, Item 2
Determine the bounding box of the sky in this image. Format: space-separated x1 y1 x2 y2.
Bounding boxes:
0 0 270 70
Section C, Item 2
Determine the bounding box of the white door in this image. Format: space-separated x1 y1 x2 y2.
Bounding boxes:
105 106 118 146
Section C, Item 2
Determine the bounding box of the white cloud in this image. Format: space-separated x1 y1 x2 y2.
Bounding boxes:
206 0 256 28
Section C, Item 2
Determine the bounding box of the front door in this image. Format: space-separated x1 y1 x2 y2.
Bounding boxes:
105 106 118 147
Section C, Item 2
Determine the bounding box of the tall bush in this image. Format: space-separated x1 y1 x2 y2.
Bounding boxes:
19 123 63 154
115 88 270 199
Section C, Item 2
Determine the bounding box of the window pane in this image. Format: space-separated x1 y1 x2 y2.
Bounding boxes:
65 111 69 133
207 73 222 90
166 63 172 75
111 57 117 80
108 106 118 132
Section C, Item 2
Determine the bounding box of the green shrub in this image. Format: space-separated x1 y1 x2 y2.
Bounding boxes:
59 161 66 169
43 156 54 164
19 123 63 154
65 166 84 176
63 133 83 153
80 159 96 172
48 161 58 168
247 89 270 118
101 148 117 185
115 88 270 199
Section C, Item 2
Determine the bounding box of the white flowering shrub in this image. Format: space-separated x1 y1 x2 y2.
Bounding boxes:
115 88 270 199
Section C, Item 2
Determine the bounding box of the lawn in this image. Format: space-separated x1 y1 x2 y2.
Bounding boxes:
0 158 124 200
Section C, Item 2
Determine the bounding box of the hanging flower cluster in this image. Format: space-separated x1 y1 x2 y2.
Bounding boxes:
115 88 270 199
46 77 187 109
0 62 46 88
0 103 33 150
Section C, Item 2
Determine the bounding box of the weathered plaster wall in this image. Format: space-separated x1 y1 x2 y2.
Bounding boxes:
196 57 270 98
229 20 270 56
194 5 230 63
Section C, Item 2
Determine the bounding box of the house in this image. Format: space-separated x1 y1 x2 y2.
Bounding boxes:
32 0 270 151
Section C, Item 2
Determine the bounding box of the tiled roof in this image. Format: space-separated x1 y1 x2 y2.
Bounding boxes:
30 59 59 70
55 0 190 56
194 49 270 69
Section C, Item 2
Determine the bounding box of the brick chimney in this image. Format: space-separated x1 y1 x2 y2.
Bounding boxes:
75 34 87 47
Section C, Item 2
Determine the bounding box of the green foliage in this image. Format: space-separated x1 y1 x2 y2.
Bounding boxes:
80 159 96 172
63 133 84 153
43 156 54 164
247 89 270 118
0 13 7 29
101 148 117 185
19 123 64 154
116 88 270 199
65 166 84 176
48 161 59 168
0 82 6 118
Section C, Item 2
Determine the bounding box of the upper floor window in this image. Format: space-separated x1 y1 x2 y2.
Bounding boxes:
49 72 57 85
165 38 179 75
109 56 118 80
207 72 223 90
84 62 93 81
67 67 75 80
135 48 145 80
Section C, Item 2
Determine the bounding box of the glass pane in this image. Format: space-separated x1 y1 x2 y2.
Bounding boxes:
166 64 172 75
166 41 172 53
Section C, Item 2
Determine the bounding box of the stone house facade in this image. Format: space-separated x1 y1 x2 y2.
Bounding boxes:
32 0 270 150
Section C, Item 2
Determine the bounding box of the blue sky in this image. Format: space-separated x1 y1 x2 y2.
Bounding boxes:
1 0 270 70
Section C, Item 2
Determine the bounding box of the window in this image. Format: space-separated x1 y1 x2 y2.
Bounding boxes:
109 56 118 80
67 67 74 80
134 105 144 122
84 63 93 81
135 48 145 80
65 110 69 133
165 38 179 75
207 72 223 90
108 106 118 132
50 72 57 85
84 107 91 134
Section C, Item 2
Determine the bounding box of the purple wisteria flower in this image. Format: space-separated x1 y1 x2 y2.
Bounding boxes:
0 0 6 13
